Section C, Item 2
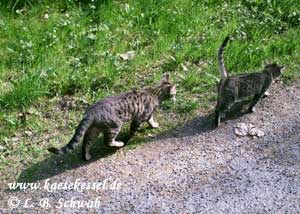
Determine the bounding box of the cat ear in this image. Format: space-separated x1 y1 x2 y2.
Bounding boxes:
162 73 170 82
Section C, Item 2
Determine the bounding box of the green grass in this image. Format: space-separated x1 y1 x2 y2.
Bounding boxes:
1 0 300 182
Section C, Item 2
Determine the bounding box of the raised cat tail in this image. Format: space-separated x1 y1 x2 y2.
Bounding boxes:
47 115 93 155
218 36 230 81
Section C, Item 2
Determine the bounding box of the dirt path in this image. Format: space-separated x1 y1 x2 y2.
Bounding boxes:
1 82 300 213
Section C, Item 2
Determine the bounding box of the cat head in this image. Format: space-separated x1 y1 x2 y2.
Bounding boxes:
264 63 284 79
154 73 176 102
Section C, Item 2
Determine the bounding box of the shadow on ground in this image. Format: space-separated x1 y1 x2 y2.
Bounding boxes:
15 110 247 187
155 113 215 140
154 106 249 140
16 142 118 184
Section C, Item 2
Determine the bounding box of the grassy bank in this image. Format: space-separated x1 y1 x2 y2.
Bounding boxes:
0 0 300 181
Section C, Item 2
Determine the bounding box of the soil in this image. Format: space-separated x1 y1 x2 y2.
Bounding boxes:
1 82 300 213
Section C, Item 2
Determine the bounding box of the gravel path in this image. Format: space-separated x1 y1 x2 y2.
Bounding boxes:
1 82 300 213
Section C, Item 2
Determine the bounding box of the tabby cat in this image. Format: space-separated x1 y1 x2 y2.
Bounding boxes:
48 74 176 161
215 36 284 127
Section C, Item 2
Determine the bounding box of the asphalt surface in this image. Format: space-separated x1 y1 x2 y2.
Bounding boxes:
1 82 300 213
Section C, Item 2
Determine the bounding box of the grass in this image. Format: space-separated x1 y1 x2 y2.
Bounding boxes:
0 0 300 182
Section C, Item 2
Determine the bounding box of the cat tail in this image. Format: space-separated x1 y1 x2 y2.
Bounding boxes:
218 36 230 81
47 115 93 155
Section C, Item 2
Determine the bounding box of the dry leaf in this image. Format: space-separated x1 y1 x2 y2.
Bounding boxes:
234 123 249 136
25 131 33 137
119 51 135 61
234 123 265 138
11 137 20 142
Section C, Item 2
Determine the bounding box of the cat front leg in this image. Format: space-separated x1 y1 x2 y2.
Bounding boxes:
147 115 159 128
215 111 221 127
248 94 262 113
215 110 226 127
122 120 142 144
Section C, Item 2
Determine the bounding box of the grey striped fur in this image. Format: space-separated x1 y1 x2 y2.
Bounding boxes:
215 36 284 127
48 74 176 161
218 36 230 82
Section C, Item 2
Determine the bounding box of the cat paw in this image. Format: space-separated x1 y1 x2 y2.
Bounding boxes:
214 122 220 128
263 91 270 98
249 107 256 113
108 141 125 147
149 122 159 128
83 153 92 161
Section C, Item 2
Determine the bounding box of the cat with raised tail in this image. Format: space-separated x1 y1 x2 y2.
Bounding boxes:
215 36 284 127
48 74 176 161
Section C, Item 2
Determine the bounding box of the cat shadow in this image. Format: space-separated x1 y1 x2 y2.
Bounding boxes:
14 114 214 187
154 112 216 140
14 141 119 188
150 108 248 141
14 108 248 190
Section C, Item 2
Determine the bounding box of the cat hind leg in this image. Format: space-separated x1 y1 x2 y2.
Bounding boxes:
82 127 100 161
104 126 124 148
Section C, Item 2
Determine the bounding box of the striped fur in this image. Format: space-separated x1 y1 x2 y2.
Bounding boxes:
47 116 93 155
48 74 176 161
217 36 230 82
215 36 284 127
